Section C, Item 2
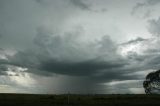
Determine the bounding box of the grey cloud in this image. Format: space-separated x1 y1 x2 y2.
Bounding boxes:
0 59 9 66
2 27 160 93
106 80 144 94
0 64 24 76
0 0 76 50
6 28 126 77
39 58 127 76
91 71 138 84
131 0 160 18
0 65 7 71
100 8 108 13
121 37 160 73
132 0 160 11
146 0 160 5
121 37 148 45
9 53 133 83
35 0 91 11
0 65 8 75
131 2 145 15
148 17 160 36
70 0 90 10
0 27 137 85
35 0 43 3
1 0 158 94
143 10 152 19
0 65 20 76
2 26 157 87
144 55 160 68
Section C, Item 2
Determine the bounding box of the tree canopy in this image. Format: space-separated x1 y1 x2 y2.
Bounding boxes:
143 70 160 94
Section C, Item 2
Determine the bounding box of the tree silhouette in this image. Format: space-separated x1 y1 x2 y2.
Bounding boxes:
143 70 160 94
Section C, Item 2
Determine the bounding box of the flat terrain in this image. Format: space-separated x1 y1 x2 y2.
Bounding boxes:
0 94 160 106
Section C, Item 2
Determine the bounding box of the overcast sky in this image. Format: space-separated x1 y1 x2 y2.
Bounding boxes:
0 0 160 94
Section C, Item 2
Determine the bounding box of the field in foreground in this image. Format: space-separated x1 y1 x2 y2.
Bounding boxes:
0 94 160 106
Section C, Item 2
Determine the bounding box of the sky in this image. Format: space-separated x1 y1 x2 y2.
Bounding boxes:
0 0 160 94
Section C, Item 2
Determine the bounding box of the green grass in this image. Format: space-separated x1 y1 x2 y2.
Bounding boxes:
0 93 160 106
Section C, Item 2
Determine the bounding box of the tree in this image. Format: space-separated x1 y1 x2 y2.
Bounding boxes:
143 70 160 94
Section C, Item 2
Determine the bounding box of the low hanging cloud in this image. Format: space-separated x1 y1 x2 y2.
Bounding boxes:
3 27 128 79
2 20 160 93
0 26 137 93
1 25 160 93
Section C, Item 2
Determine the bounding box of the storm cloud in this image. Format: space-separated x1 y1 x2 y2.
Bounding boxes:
1 0 160 94
4 27 128 78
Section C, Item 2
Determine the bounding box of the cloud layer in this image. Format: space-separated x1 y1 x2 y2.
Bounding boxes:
0 0 160 94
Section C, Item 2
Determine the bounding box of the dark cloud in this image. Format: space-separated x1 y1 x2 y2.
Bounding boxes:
3 28 128 79
0 65 8 75
0 25 143 93
1 25 160 93
70 0 90 10
0 26 145 87
0 59 8 66
2 26 159 87
1 0 159 94
6 51 136 83
121 37 148 45
0 65 7 71
40 58 127 76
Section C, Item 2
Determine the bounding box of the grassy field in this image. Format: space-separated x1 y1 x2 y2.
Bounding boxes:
0 94 160 106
